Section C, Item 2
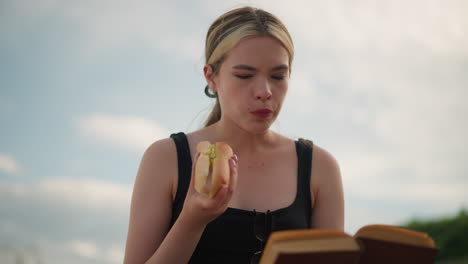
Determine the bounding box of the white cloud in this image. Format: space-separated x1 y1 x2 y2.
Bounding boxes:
1 178 132 211
68 240 99 259
4 239 126 264
0 153 20 174
338 145 468 206
345 203 407 234
39 178 132 211
0 178 129 264
55 0 204 61
344 187 468 234
4 0 207 63
283 69 321 115
348 181 468 205
104 245 126 264
78 113 169 152
63 240 124 264
0 245 46 264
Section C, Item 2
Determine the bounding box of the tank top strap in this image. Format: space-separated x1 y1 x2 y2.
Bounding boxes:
295 138 313 216
170 132 192 223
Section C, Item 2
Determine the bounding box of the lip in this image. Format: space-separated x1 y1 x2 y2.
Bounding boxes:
251 108 273 118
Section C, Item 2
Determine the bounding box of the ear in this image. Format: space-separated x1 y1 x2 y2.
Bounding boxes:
203 64 218 92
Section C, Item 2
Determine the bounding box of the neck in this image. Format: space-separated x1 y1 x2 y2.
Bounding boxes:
209 119 278 155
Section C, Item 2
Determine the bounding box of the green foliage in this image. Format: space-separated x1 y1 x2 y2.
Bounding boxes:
402 209 468 263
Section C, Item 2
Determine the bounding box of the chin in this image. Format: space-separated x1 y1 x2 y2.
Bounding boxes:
224 115 275 134
243 121 274 135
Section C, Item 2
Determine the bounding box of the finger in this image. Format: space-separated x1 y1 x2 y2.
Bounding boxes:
228 154 238 196
204 154 235 206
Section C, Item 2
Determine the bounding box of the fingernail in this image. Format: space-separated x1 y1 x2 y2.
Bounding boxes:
230 157 237 167
233 154 238 163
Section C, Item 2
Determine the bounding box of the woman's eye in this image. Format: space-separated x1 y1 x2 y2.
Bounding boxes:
235 75 252 79
272 76 286 80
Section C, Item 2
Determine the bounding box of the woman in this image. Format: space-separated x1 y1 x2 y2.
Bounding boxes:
124 6 344 264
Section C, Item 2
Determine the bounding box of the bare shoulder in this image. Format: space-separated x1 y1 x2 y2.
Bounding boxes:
310 143 342 202
312 144 341 175
295 136 339 169
135 137 178 198
143 137 177 163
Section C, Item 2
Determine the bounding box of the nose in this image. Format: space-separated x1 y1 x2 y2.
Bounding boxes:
254 79 272 101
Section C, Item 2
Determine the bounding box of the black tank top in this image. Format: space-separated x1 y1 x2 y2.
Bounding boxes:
169 132 313 264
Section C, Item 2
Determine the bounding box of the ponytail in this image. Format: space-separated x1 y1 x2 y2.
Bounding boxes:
204 99 221 127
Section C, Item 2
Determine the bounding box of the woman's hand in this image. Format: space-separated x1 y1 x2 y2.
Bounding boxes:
179 152 238 228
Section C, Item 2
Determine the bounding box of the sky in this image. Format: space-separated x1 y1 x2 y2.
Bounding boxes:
1 0 467 263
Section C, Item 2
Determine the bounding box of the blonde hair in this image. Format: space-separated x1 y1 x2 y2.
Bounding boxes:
203 6 294 127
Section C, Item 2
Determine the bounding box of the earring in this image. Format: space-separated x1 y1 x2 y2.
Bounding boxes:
204 85 218 98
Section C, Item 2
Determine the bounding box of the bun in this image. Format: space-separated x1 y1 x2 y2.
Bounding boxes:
194 141 233 198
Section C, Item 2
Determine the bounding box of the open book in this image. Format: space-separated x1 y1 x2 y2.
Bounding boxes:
259 224 439 264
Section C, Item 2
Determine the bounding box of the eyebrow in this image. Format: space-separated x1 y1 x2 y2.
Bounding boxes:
232 64 289 71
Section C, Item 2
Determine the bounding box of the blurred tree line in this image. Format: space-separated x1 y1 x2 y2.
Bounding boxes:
402 209 468 264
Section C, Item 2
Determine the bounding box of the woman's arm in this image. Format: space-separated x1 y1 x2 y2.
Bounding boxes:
124 139 182 263
310 145 345 230
124 138 238 264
